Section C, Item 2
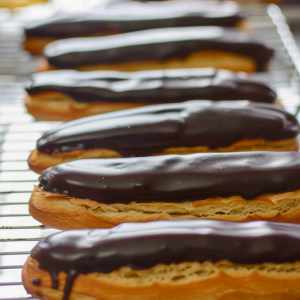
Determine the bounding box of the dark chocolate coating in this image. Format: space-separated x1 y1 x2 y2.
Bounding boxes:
24 1 244 38
31 220 300 300
26 68 277 104
44 27 274 71
32 278 41 286
36 100 299 156
39 152 300 203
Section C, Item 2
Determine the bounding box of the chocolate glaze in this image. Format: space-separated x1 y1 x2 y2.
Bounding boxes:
24 1 244 39
26 68 277 103
31 220 300 300
44 27 274 71
39 151 300 203
32 278 41 286
36 100 299 156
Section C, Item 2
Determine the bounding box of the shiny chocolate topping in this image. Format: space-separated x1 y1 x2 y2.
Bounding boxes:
39 152 300 203
31 220 300 300
36 100 299 156
26 68 277 103
44 27 274 71
24 1 244 38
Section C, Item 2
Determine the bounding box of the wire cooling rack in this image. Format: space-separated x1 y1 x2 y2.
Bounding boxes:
0 3 300 300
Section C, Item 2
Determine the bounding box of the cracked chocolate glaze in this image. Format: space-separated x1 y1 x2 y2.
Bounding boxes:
24 1 244 38
39 151 300 203
44 27 274 71
30 220 300 300
26 68 277 103
36 100 299 156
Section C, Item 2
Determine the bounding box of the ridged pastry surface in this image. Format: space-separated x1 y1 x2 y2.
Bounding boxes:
25 220 300 300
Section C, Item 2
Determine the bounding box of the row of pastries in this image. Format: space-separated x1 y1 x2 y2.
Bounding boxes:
14 0 300 299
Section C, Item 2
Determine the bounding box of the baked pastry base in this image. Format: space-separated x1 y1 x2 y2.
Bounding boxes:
29 187 300 229
0 0 46 8
28 138 299 174
25 92 151 121
24 37 56 56
23 257 300 300
25 92 282 121
37 50 259 73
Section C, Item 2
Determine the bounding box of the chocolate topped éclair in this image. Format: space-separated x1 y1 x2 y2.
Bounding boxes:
39 26 274 73
25 1 244 39
29 152 300 229
37 101 298 155
25 68 279 121
24 1 246 55
28 100 299 173
22 220 300 300
37 152 300 203
26 68 277 103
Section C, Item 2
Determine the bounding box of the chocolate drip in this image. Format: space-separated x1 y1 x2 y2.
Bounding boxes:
26 68 277 104
39 152 300 203
24 1 244 39
31 220 300 300
36 100 299 156
50 271 58 289
44 27 274 71
32 278 41 286
62 270 78 300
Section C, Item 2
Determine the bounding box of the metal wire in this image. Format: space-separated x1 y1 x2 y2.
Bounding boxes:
0 3 300 299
